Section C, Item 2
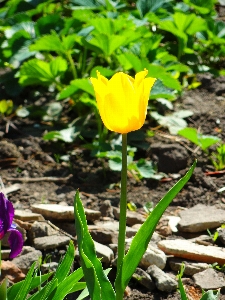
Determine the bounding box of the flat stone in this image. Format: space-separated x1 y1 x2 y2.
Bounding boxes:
158 239 225 265
1 249 10 260
41 262 59 273
178 204 225 232
15 209 44 221
33 235 71 250
29 221 58 240
113 207 145 226
147 265 177 292
168 257 209 276
31 204 100 221
193 268 225 290
94 241 114 264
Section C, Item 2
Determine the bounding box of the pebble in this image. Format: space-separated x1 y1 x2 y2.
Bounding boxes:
33 235 71 250
158 239 225 265
147 265 177 292
113 207 145 226
193 268 225 290
178 204 225 232
139 245 167 270
168 257 209 276
94 241 114 264
0 261 25 283
133 268 155 291
15 209 44 221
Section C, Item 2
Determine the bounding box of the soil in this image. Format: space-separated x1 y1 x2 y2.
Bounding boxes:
0 73 225 299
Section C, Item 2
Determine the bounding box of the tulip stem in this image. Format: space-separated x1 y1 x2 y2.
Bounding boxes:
116 133 127 299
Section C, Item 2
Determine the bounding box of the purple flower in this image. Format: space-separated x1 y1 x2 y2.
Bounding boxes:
0 192 23 258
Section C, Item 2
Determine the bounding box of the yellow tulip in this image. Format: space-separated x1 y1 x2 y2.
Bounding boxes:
90 70 156 134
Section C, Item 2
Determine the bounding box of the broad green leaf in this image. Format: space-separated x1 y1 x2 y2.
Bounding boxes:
201 290 220 300
115 160 196 294
30 34 65 53
49 57 67 78
178 128 221 150
150 80 176 100
136 159 156 178
18 59 55 86
137 0 170 17
90 66 114 78
70 79 95 96
57 85 79 100
74 191 115 300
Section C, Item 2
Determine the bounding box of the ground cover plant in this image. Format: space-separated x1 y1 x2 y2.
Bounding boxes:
0 0 225 299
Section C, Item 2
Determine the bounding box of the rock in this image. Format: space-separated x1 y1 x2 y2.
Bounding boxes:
15 210 44 222
94 241 114 264
12 247 42 274
158 239 225 265
54 222 76 237
30 221 58 240
33 235 71 250
133 268 155 291
217 228 225 245
99 200 114 218
178 204 225 232
41 262 59 273
151 143 188 173
147 265 177 292
113 207 145 226
0 261 25 283
167 216 181 233
168 257 209 276
89 227 117 244
193 268 225 290
139 245 167 270
1 250 10 260
31 204 100 221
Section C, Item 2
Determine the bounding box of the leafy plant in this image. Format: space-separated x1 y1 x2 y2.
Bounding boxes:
211 144 225 170
178 127 221 151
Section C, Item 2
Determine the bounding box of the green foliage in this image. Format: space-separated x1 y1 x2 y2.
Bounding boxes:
211 144 225 171
178 127 221 151
74 161 196 298
2 241 86 300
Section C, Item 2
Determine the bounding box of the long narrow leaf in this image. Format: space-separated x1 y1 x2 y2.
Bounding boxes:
7 272 53 299
115 160 196 293
74 191 115 300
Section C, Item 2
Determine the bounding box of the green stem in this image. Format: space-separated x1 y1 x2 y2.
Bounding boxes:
116 133 127 300
67 52 78 79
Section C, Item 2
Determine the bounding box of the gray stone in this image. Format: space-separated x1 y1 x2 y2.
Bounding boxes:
168 257 209 276
139 245 167 270
99 200 114 218
94 241 114 264
113 207 145 226
33 235 70 250
158 239 225 265
193 268 225 290
218 228 225 245
147 265 177 292
178 204 225 232
151 143 188 173
12 247 42 274
30 221 58 240
133 268 155 291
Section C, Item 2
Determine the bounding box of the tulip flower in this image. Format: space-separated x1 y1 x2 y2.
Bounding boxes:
90 69 156 134
0 192 23 259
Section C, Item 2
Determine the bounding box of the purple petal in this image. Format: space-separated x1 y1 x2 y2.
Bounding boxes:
0 192 14 237
8 228 23 259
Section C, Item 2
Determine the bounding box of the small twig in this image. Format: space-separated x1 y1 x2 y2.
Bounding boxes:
5 174 73 183
46 220 76 242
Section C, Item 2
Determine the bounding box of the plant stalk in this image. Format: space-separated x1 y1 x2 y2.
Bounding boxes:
67 52 78 79
116 133 127 299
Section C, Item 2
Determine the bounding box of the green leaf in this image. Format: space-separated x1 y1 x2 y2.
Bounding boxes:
178 128 221 150
30 33 65 53
13 262 36 300
52 268 85 300
115 160 196 293
27 278 58 300
7 272 53 299
49 57 67 78
201 290 220 300
70 79 95 96
136 159 156 178
177 264 188 300
0 278 7 300
137 0 168 17
74 190 115 300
